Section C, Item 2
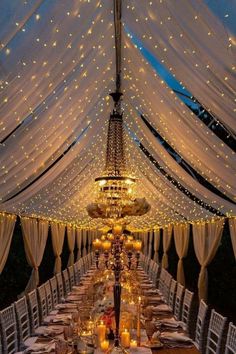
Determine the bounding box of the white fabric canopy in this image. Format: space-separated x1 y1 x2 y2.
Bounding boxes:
123 0 236 134
0 0 235 228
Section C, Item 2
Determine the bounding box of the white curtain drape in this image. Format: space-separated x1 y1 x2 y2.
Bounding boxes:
82 230 87 256
148 230 154 259
0 213 16 273
174 223 190 286
229 218 236 260
21 217 48 292
153 229 160 263
67 225 76 267
143 231 149 255
51 222 65 274
162 225 173 269
76 229 82 261
193 218 224 301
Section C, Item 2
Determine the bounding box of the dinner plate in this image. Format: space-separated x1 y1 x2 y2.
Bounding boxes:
143 342 164 349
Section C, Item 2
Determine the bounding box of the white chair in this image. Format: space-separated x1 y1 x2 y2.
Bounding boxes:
151 263 160 287
14 297 37 350
68 266 75 288
225 322 236 354
163 272 172 303
0 305 18 354
62 269 71 295
181 289 194 332
168 279 177 311
194 299 208 352
44 281 53 314
37 284 48 321
206 309 227 354
49 277 59 307
158 268 167 295
73 263 80 285
28 290 48 336
174 283 184 320
56 273 65 301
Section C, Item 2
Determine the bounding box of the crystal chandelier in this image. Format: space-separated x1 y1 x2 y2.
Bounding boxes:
86 92 150 220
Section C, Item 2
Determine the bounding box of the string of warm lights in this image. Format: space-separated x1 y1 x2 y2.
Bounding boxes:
0 1 235 230
123 0 236 135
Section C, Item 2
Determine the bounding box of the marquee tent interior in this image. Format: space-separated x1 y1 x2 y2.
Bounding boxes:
0 1 236 353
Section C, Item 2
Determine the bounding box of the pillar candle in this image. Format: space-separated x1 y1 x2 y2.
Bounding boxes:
121 329 130 348
97 322 106 342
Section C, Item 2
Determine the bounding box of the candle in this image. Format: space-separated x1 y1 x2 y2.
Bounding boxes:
137 297 141 346
133 240 142 252
113 224 123 235
93 239 102 250
121 329 130 348
102 240 112 251
97 321 106 342
124 240 133 251
100 339 109 351
130 340 137 348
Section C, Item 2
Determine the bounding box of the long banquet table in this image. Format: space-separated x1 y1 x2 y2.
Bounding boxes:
26 266 200 354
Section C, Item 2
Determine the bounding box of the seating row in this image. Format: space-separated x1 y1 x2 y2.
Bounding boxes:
139 253 236 354
0 253 93 354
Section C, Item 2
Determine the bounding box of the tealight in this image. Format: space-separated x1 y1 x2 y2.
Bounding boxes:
130 339 137 348
100 339 109 351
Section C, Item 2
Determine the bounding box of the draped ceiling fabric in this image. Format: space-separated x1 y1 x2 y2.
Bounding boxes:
0 0 235 229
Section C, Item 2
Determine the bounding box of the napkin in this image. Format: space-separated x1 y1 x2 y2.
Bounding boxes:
55 303 77 309
151 304 171 312
26 341 55 353
159 317 185 329
160 331 192 342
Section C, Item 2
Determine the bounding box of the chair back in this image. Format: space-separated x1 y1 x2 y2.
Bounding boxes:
68 266 75 288
27 290 40 332
62 269 71 295
174 283 184 320
194 299 208 352
44 281 53 313
181 289 194 331
206 309 227 354
37 284 48 320
163 272 172 302
49 277 59 307
14 296 31 349
168 279 177 311
0 305 18 354
225 322 236 354
73 263 80 285
56 273 65 300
